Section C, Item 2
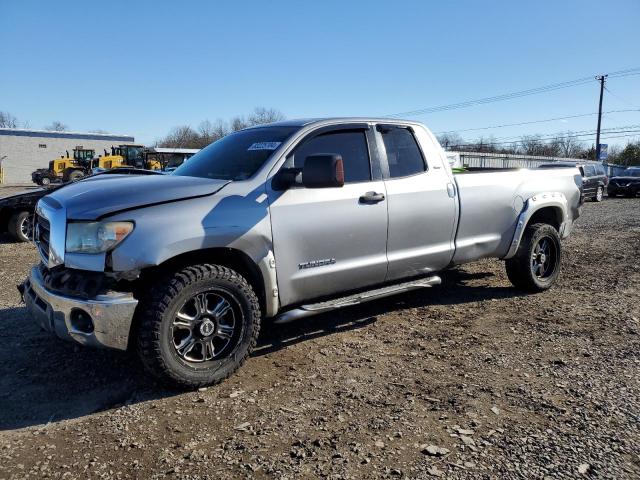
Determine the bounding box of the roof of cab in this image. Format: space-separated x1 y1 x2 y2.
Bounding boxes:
246 117 419 129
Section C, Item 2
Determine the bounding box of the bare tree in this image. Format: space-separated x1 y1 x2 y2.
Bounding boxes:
553 132 585 158
229 116 249 132
198 119 229 146
247 107 285 126
44 121 68 132
228 107 285 133
156 107 285 149
160 126 200 148
519 135 545 156
606 144 621 162
0 111 19 128
436 132 464 150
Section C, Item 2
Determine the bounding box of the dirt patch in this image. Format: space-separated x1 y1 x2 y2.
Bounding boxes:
0 197 638 479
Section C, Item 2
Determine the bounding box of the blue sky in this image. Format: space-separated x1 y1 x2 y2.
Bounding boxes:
1 0 639 146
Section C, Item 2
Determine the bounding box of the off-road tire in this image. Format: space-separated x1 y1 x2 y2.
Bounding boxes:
136 264 261 389
8 210 32 242
505 223 561 292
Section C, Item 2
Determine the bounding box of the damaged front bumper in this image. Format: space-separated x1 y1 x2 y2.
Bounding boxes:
22 266 138 350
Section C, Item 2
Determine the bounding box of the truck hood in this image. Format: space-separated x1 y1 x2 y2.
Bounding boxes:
47 174 230 220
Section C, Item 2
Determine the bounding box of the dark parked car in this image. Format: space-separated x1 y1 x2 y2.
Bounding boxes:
539 162 608 202
0 186 66 242
607 167 640 197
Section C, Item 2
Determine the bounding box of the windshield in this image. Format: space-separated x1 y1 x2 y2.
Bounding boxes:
173 126 299 180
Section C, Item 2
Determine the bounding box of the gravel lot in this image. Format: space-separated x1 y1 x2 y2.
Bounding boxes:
0 186 638 479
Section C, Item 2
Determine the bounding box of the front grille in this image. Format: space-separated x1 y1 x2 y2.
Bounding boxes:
36 214 50 263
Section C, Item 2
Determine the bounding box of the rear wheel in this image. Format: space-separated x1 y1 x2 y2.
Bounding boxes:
67 170 84 182
505 223 561 292
136 264 261 389
595 186 603 202
8 210 33 242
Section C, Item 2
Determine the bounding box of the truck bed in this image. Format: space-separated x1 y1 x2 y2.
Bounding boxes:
452 167 582 264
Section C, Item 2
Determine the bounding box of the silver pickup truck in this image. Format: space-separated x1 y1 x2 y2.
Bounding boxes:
21 118 582 388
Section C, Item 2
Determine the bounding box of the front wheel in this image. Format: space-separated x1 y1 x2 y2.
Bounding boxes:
8 211 33 242
505 223 561 292
136 264 261 389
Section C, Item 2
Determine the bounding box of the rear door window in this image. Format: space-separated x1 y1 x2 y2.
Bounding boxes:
379 127 426 178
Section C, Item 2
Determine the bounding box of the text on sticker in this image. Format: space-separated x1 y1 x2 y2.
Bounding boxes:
248 142 282 151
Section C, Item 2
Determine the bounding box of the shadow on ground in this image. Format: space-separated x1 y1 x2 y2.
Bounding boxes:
0 233 18 245
0 267 522 430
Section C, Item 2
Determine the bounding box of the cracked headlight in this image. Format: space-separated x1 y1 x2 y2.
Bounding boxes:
66 221 134 254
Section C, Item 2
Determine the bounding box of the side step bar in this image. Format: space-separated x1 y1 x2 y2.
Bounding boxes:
274 275 441 324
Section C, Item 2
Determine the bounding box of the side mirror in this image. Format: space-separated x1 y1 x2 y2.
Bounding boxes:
302 154 344 188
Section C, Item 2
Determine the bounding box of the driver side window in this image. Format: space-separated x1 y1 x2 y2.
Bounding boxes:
286 130 372 183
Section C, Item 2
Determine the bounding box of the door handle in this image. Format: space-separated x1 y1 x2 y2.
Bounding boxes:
360 191 385 203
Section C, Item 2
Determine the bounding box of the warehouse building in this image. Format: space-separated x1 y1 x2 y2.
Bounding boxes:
0 128 135 185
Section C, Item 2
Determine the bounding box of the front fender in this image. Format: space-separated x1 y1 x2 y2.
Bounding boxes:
106 187 279 316
502 192 569 260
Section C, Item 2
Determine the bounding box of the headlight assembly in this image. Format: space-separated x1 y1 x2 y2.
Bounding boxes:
66 221 134 254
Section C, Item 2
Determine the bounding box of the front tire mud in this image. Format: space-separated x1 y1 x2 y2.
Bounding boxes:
136 264 261 389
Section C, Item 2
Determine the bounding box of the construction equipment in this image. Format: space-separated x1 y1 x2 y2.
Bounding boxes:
31 146 146 185
99 145 162 171
31 145 198 186
31 148 96 185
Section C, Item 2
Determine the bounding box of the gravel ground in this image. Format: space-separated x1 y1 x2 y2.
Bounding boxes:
0 187 638 479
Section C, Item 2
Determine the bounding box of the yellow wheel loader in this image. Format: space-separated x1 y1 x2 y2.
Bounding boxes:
31 148 96 185
99 145 162 171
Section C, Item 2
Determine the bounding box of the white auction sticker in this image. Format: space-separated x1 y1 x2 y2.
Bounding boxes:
248 142 281 151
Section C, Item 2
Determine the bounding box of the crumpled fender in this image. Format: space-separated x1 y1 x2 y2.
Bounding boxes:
502 192 569 260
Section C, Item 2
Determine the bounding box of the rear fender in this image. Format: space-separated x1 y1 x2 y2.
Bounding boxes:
502 192 568 260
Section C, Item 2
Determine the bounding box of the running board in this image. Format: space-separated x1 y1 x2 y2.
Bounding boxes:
274 275 441 324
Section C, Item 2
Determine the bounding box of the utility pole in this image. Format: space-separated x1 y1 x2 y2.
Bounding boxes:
595 74 607 161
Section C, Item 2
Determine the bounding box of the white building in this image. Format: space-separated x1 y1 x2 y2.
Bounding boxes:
0 128 135 185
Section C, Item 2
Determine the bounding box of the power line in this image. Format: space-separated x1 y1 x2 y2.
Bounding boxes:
447 128 640 148
604 86 639 108
385 67 640 118
385 77 595 118
446 124 640 144
434 109 640 134
449 133 640 149
607 71 640 79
